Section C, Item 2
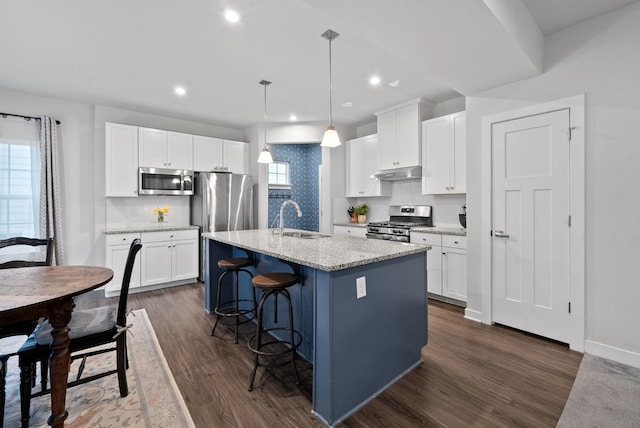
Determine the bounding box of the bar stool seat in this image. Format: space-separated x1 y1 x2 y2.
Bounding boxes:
211 257 256 344
248 272 302 391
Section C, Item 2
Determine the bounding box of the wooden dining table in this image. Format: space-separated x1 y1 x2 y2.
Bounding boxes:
0 265 113 427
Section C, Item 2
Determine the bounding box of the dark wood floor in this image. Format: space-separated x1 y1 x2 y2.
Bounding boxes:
79 283 582 427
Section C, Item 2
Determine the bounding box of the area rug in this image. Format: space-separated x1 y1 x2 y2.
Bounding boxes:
2 308 195 427
557 353 640 427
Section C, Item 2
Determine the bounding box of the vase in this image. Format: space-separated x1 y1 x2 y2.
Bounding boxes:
357 214 366 224
157 213 164 223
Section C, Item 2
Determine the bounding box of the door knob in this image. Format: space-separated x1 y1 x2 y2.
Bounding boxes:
494 230 510 238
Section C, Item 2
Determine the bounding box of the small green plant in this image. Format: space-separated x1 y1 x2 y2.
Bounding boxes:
354 204 369 215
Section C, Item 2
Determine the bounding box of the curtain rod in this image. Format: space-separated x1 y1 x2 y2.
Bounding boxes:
0 112 61 125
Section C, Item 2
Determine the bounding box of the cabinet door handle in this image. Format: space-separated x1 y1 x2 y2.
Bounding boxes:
494 230 510 238
454 241 459 244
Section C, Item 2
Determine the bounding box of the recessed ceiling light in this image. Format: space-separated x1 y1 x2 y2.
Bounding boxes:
224 9 240 23
369 76 381 86
289 115 297 121
174 86 187 96
342 102 353 108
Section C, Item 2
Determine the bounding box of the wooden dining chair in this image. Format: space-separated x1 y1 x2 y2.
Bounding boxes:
0 236 53 426
17 238 142 428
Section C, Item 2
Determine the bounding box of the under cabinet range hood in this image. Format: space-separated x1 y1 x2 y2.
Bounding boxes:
371 165 422 181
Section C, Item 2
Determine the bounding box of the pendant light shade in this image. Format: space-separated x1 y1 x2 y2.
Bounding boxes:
257 80 274 164
320 29 341 148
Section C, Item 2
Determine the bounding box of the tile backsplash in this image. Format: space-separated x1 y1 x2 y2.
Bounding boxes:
338 179 466 228
106 196 191 228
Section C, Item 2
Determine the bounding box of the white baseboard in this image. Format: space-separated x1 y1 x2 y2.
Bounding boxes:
464 308 482 323
584 340 640 369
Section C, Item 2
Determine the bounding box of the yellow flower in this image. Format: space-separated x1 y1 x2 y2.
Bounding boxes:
153 208 159 215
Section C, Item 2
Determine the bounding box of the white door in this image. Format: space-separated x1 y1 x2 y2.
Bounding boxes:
492 109 570 343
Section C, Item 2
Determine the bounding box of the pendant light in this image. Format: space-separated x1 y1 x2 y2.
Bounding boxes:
320 29 341 148
257 80 274 164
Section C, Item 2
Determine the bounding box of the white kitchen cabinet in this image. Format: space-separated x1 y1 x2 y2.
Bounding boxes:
140 229 198 287
411 232 467 302
333 225 367 238
346 134 389 197
138 127 194 170
223 139 249 174
105 233 141 293
193 135 223 171
375 99 433 170
192 136 248 174
105 122 139 197
422 111 466 194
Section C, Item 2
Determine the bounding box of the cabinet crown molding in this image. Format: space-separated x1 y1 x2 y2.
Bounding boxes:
374 97 436 116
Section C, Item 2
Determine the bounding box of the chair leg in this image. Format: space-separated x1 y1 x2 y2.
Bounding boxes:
234 270 240 344
40 358 49 391
116 336 128 397
210 270 229 337
248 290 269 392
19 360 33 428
1 355 8 427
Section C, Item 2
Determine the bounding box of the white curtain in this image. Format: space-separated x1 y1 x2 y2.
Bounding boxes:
39 116 65 265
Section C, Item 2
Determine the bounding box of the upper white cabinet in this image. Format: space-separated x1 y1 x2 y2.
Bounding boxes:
105 122 139 197
346 134 389 197
192 137 248 174
193 136 223 171
139 127 194 170
375 99 434 170
422 111 466 194
223 140 249 174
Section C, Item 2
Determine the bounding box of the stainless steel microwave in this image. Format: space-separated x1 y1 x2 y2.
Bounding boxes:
138 167 194 196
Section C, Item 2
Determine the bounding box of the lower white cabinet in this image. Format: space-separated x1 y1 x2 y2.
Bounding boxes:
333 225 367 238
140 230 198 286
105 233 142 293
411 232 467 302
105 229 198 296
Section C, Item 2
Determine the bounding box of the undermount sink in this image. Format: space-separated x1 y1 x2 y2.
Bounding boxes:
282 231 331 239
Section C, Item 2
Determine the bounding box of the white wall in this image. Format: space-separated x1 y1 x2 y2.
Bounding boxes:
466 2 640 365
0 87 96 265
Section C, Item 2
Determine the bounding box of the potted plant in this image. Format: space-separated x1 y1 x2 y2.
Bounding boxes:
354 204 369 224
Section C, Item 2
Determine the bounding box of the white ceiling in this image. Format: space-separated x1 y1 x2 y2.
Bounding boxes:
0 0 636 129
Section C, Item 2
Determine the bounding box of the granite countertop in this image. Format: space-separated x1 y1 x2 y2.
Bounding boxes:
411 226 467 236
203 229 428 272
104 225 200 234
333 222 368 228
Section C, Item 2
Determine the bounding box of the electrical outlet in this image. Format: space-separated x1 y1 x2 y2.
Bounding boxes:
356 276 366 299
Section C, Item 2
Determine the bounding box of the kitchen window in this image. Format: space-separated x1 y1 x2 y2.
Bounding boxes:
268 161 291 189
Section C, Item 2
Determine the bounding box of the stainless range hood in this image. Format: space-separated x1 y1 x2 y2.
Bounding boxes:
371 165 422 181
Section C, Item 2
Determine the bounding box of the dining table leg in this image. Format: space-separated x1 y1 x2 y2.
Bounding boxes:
46 298 74 427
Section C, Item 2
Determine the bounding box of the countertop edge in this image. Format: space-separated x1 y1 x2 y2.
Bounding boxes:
203 231 429 272
104 225 200 234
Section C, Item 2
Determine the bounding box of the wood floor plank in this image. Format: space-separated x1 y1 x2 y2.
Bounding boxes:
76 284 581 427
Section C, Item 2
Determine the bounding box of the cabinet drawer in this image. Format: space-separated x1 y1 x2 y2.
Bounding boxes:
106 233 141 246
411 232 441 247
442 235 467 249
142 229 198 243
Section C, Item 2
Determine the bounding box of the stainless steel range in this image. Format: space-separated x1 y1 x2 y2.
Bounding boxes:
366 205 433 242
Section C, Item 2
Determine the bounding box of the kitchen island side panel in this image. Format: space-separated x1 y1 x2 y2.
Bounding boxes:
313 252 428 425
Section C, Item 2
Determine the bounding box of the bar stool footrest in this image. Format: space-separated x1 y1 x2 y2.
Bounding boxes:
214 299 257 320
247 327 302 357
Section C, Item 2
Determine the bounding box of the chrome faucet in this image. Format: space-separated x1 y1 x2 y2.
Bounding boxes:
279 200 302 235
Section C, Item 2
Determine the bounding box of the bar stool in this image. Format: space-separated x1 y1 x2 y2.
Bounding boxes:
248 272 302 391
211 258 256 344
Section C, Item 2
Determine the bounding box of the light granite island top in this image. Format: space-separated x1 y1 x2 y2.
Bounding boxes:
203 228 429 426
202 228 428 272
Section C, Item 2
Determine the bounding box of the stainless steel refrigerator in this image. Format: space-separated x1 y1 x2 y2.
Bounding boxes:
191 172 254 280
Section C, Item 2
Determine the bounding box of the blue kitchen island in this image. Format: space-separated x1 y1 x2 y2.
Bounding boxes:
203 229 429 427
